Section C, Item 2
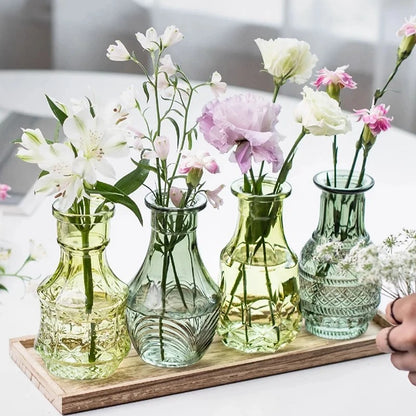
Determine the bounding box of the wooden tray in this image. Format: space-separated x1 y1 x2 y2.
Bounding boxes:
9 314 390 415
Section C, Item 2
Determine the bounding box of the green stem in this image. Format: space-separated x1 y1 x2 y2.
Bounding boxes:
274 128 307 193
332 135 337 187
262 238 276 330
346 132 364 188
272 83 280 103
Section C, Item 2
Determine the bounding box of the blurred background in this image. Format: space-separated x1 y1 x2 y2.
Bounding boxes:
1 0 416 132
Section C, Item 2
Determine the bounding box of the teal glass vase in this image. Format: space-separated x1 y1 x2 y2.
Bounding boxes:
35 199 131 379
126 192 222 368
299 170 381 339
217 177 301 353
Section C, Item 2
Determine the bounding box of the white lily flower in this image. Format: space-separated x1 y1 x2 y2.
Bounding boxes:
63 109 129 184
16 128 49 164
32 143 85 211
106 40 131 61
161 26 183 48
136 27 159 51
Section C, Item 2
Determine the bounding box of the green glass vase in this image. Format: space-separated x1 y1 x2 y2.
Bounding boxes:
35 200 131 379
299 170 381 339
217 177 301 353
127 192 222 368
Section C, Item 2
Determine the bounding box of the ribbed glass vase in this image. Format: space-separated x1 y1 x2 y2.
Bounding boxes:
299 170 381 339
127 192 222 368
35 199 131 379
217 177 301 353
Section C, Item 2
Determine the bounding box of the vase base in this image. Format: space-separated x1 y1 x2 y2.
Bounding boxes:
37 355 125 380
303 314 370 340
218 321 301 353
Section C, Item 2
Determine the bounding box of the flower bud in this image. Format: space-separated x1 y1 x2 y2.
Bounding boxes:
154 136 170 160
326 83 341 102
186 167 203 187
397 34 416 60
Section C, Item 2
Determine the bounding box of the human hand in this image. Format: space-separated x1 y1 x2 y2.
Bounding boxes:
376 294 416 385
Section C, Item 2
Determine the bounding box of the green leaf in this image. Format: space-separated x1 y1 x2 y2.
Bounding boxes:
86 97 96 118
167 117 180 147
115 159 150 195
89 182 143 225
46 95 67 126
0 283 8 292
142 81 150 102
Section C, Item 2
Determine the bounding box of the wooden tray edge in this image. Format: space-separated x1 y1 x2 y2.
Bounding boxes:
9 313 391 415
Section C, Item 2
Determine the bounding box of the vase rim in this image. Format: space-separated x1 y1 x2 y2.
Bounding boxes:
145 191 207 212
231 176 291 201
313 170 375 194
52 198 115 221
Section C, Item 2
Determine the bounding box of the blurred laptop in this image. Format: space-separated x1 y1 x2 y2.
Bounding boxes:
0 111 62 215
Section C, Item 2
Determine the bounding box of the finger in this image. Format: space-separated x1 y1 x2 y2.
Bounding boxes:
408 372 416 386
385 294 416 325
384 297 402 325
376 327 401 353
391 351 416 372
377 324 416 353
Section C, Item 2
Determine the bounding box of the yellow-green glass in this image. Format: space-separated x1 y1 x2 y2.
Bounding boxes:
35 201 130 379
218 178 301 353
299 170 381 339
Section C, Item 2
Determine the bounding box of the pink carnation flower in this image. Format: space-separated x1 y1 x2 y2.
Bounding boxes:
354 104 393 136
314 65 357 89
0 184 11 201
397 16 416 37
198 93 284 174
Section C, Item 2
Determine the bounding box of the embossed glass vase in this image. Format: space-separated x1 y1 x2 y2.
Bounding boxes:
127 192 222 368
35 199 131 379
299 170 381 339
217 177 301 353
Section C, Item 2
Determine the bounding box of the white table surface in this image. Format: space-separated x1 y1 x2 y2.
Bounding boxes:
1 69 415 416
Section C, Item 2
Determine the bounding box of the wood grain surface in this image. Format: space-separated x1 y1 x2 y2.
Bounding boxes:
9 314 390 415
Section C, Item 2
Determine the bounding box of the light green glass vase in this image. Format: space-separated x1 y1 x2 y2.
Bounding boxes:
35 200 131 379
299 170 381 340
217 177 301 353
127 192 222 368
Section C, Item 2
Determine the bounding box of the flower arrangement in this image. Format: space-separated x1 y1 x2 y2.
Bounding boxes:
106 26 225 366
16 95 146 365
106 25 225 209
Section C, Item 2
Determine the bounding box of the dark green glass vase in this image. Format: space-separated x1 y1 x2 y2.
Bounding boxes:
299 170 381 339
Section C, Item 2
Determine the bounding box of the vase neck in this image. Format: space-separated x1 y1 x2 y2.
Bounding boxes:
314 188 369 242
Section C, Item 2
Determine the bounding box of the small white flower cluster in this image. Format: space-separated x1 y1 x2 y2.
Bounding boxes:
314 229 416 298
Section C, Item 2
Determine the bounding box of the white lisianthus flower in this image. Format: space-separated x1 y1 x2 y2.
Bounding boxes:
210 71 227 97
63 109 129 184
160 25 183 48
295 86 351 136
136 27 159 51
255 37 318 85
106 40 131 61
